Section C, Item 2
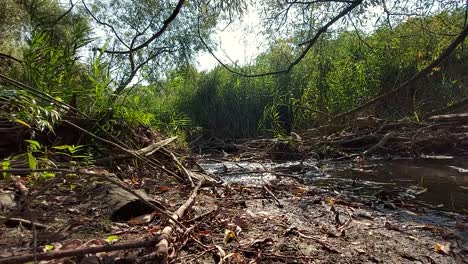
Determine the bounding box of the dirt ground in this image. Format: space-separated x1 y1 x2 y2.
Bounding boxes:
0 169 466 264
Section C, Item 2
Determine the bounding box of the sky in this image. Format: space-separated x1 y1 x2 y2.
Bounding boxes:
196 7 263 71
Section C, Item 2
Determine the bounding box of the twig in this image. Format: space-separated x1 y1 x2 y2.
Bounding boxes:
0 238 159 264
95 137 177 164
184 208 218 224
0 168 186 230
362 132 395 156
288 228 341 254
26 206 38 264
262 185 284 208
153 179 204 264
165 149 195 188
0 216 49 229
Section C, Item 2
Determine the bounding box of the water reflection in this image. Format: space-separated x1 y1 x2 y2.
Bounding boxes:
324 158 468 212
199 157 468 212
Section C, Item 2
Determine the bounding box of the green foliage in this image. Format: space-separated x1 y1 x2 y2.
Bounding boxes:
1 160 11 182
0 0 466 153
149 9 468 138
0 89 61 132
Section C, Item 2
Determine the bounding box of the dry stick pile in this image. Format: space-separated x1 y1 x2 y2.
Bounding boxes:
0 173 204 264
220 113 468 161
0 114 211 263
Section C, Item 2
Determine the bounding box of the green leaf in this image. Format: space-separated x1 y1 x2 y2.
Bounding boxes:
52 145 71 150
105 235 119 244
25 140 41 151
14 119 31 128
44 244 54 252
40 172 56 180
27 153 37 176
2 160 11 182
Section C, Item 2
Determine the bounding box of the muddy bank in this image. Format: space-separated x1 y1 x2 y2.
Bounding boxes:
1 155 467 263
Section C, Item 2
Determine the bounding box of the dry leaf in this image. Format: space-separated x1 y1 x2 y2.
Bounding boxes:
224 252 244 263
157 186 171 192
223 229 236 244
434 243 450 255
128 213 154 225
235 225 242 236
147 225 161 234
61 239 83 250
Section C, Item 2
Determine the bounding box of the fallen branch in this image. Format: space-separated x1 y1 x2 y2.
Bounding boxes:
95 137 177 164
262 185 284 208
0 216 49 229
165 149 195 188
362 132 396 156
0 168 186 230
153 179 204 264
0 238 159 264
63 121 186 183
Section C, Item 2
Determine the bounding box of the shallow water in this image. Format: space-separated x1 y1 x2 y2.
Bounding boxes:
322 158 468 212
199 157 468 212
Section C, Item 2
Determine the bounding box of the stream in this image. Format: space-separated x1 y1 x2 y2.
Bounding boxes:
199 156 468 213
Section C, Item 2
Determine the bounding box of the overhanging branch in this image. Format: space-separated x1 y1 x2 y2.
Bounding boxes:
97 0 185 55
198 0 362 77
332 25 468 121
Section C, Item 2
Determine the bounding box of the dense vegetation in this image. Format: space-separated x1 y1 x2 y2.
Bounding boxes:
0 0 467 150
1 2 468 262
131 10 468 139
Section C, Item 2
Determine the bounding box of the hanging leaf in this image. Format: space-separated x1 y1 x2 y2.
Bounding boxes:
14 119 31 128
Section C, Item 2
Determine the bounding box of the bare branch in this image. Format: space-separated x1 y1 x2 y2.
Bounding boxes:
198 0 362 77
82 0 130 49
49 0 77 25
115 47 173 94
98 0 185 55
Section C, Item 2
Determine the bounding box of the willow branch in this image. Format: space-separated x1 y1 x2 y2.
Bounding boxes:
198 0 362 77
99 0 185 54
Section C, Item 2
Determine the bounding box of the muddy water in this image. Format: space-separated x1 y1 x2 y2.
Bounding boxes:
199 157 468 212
327 158 468 211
